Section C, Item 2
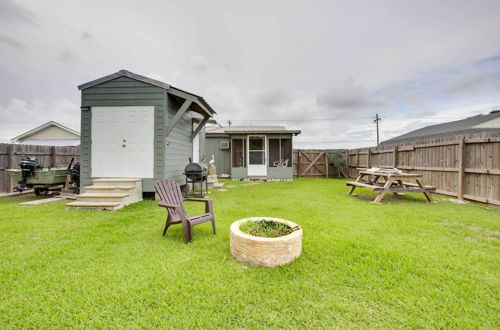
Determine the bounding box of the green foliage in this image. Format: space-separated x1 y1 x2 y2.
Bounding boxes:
0 179 499 328
240 219 291 237
328 149 347 167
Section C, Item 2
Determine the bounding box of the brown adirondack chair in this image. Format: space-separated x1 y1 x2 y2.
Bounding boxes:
154 180 215 243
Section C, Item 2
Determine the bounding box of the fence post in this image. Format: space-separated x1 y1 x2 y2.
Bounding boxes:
7 144 13 169
297 150 301 178
6 144 14 191
325 151 329 178
457 139 465 200
367 148 371 169
50 146 57 168
393 146 398 168
356 149 359 169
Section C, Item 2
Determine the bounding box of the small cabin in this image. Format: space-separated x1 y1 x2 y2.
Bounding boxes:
205 126 301 180
78 70 216 192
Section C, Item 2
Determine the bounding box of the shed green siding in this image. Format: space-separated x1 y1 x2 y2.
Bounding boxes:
80 75 204 192
165 96 194 185
204 137 231 175
80 109 92 187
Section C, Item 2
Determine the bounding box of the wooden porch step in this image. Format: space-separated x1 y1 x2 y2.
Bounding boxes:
84 185 133 190
76 193 129 203
77 192 129 197
66 201 122 210
92 178 141 187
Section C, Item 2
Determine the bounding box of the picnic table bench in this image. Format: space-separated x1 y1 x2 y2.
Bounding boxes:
346 170 436 204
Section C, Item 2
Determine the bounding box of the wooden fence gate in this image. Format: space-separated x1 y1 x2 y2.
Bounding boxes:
294 149 328 177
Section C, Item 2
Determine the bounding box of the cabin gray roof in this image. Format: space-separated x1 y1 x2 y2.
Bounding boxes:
206 125 301 135
78 69 216 115
382 111 500 144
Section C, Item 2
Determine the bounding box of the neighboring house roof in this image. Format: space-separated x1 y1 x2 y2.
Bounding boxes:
382 111 500 145
11 121 80 143
206 125 301 135
78 69 216 116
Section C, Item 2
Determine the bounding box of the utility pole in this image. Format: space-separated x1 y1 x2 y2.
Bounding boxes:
373 114 381 146
227 120 232 127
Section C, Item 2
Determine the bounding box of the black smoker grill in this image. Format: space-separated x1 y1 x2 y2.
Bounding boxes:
184 158 208 197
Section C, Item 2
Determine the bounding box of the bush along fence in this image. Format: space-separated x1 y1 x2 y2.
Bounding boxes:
0 144 80 193
347 132 500 206
293 149 349 178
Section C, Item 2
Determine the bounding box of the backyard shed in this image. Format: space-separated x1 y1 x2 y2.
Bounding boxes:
205 126 300 180
77 70 216 193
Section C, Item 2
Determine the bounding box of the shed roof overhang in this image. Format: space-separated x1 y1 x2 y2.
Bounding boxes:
78 69 216 118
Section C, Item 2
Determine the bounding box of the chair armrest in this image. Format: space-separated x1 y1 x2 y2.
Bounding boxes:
184 198 213 214
184 198 211 203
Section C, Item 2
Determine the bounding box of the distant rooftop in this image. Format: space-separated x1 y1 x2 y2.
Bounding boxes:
206 125 301 135
382 111 500 145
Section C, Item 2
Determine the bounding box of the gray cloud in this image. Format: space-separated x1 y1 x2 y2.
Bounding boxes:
257 89 290 107
80 31 92 40
189 56 207 74
317 79 388 111
0 0 37 26
442 73 497 94
404 90 426 107
0 35 25 50
59 48 77 63
0 0 500 149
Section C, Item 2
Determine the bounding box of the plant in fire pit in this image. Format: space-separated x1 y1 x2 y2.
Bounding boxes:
230 217 302 267
240 219 298 238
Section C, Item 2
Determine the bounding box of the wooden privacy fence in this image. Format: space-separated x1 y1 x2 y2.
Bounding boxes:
347 134 500 206
0 144 80 193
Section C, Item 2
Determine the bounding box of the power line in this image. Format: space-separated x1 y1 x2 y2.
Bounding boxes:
215 116 460 122
294 140 372 143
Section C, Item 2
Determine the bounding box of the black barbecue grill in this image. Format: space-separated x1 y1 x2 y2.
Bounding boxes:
184 158 208 196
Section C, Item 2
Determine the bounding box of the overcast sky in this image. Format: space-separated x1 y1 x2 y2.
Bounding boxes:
1 0 500 148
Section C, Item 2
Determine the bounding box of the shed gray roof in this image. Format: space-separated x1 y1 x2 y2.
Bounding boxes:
206 125 301 135
78 69 216 115
382 111 500 144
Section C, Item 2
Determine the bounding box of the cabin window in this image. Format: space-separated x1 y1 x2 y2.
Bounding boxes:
269 138 292 167
232 139 246 167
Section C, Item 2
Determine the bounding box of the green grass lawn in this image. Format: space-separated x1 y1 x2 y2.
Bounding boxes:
0 178 499 328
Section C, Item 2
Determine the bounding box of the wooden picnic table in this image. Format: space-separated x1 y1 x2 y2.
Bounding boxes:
346 170 436 204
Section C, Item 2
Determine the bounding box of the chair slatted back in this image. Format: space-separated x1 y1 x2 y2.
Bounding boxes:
154 180 186 218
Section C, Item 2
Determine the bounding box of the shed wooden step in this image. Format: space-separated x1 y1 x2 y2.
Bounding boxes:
77 193 129 198
84 185 133 190
93 178 141 182
66 201 122 210
76 192 129 203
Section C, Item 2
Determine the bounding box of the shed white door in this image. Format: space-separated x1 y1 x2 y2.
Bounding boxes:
91 106 155 178
247 135 267 176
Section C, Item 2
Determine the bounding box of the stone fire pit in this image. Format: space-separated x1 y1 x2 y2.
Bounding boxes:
230 217 302 267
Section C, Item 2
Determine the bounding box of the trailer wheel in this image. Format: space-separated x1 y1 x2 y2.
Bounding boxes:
34 188 48 196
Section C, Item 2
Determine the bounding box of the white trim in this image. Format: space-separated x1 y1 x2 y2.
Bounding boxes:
247 135 267 176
